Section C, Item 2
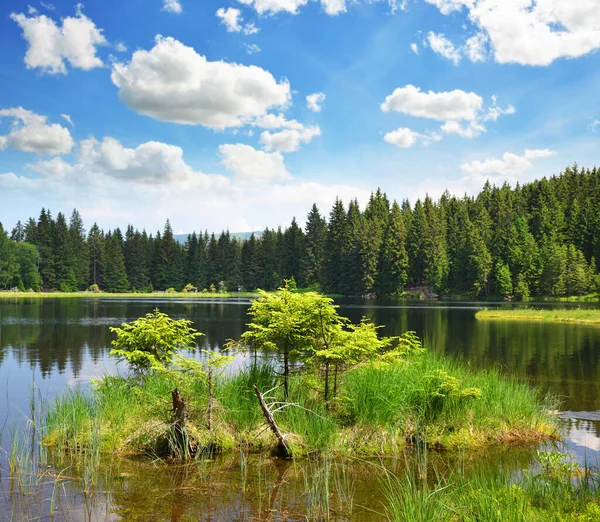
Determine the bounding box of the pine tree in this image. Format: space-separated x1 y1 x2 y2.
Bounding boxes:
36 208 56 290
283 217 304 284
54 212 77 292
69 209 89 290
87 223 105 288
153 220 183 290
324 199 346 293
11 221 24 242
0 223 18 289
302 204 327 288
376 201 408 294
494 261 513 298
103 231 129 293
407 199 427 286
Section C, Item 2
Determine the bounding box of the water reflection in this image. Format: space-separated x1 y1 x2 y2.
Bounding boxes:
1 297 600 519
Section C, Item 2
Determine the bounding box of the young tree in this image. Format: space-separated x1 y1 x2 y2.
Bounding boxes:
110 309 202 375
494 261 513 298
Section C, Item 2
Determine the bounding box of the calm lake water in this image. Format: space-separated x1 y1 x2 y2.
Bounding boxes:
1 297 599 520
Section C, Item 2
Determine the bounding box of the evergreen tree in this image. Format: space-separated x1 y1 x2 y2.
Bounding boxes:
153 220 183 290
87 223 105 288
407 199 427 285
494 261 513 298
11 221 24 242
69 209 89 290
54 212 77 292
324 199 347 293
0 223 18 289
36 208 56 290
302 204 327 288
376 201 408 294
15 242 42 291
103 231 130 292
283 217 304 284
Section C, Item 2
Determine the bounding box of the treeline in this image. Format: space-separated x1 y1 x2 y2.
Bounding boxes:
1 164 599 298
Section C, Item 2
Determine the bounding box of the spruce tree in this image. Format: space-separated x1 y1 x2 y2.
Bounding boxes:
376 201 408 294
302 204 327 288
103 231 130 293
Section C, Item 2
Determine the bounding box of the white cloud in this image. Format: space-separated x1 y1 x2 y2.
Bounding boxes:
237 0 308 15
306 92 326 112
162 0 182 14
588 119 600 133
220 143 292 183
0 107 74 156
440 120 485 138
27 6 37 15
461 149 557 178
260 125 321 152
426 32 462 65
381 85 482 121
464 32 487 62
243 23 260 35
243 43 262 54
410 42 419 54
384 127 436 148
61 114 74 127
111 36 291 129
237 0 346 16
321 0 346 16
251 113 305 130
40 2 55 10
484 95 515 122
114 41 127 53
216 7 243 32
381 86 514 145
11 7 107 74
425 0 600 66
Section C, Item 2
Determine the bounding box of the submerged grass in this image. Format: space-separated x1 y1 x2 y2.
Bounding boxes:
383 450 600 521
476 308 600 325
41 350 559 460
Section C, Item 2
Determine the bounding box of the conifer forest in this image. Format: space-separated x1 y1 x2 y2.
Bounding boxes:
1 164 599 298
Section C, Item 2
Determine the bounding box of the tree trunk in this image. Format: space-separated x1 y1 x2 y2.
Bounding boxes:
283 349 289 399
324 360 330 403
171 388 191 458
253 385 290 457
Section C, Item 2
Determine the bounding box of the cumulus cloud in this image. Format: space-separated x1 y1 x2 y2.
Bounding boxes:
219 143 292 183
251 113 305 130
114 41 127 52
111 36 291 129
381 86 513 146
260 126 321 152
426 32 462 65
162 0 182 14
588 119 600 133
306 92 326 112
424 0 600 66
461 149 557 178
216 7 243 32
384 128 434 148
320 0 346 15
237 0 346 16
61 114 74 127
410 42 419 54
464 32 488 62
0 107 74 156
381 85 482 121
11 6 107 74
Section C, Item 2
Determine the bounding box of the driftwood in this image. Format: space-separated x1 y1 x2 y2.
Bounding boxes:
253 385 290 456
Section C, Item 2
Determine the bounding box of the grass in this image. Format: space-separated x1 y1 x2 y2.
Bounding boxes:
0 290 261 299
40 350 559 461
383 450 600 521
476 308 600 325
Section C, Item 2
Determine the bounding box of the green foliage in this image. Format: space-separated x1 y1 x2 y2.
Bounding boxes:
182 283 197 293
88 283 100 293
495 261 513 297
514 273 530 301
109 309 202 374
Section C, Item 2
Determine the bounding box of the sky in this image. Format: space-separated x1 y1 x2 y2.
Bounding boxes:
0 0 599 234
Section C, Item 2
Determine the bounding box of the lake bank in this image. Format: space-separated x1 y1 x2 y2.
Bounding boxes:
476 308 600 325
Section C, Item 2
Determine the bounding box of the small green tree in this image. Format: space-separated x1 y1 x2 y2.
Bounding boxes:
241 284 342 397
514 273 530 301
109 309 202 375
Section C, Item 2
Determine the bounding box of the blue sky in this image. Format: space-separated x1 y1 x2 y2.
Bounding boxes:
1 0 599 233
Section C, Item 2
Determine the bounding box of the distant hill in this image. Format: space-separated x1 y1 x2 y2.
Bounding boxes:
174 231 262 244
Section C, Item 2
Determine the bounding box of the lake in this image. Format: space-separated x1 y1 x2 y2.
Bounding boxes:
1 297 599 520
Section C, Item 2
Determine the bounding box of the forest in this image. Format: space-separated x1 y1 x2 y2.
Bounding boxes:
0 164 599 298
